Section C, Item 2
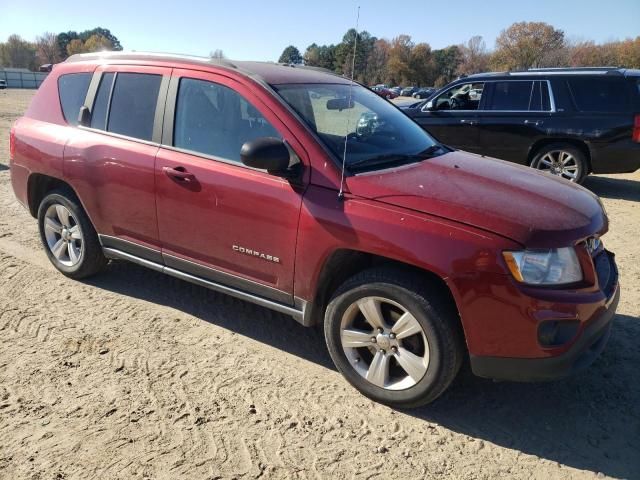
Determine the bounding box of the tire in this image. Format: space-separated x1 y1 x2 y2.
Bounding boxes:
324 267 464 408
37 189 107 279
530 143 588 183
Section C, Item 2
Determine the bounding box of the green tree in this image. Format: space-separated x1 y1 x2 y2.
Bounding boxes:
433 45 462 86
0 34 37 69
278 45 302 64
83 34 113 52
57 28 122 60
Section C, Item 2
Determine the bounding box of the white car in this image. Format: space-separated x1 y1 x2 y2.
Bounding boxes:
0 79 7 89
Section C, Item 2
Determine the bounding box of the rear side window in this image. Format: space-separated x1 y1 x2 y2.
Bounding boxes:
58 73 91 125
107 73 162 141
529 81 552 111
173 77 281 163
90 73 115 130
567 78 629 113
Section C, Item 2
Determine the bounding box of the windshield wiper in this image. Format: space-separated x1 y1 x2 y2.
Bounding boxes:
348 144 447 172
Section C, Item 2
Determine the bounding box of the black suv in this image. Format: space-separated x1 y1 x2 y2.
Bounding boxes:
401 68 640 183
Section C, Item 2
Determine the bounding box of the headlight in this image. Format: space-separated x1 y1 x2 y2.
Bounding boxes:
503 248 583 285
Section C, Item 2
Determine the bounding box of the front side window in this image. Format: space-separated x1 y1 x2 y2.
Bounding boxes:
58 73 92 125
275 83 442 172
173 78 281 163
107 73 162 141
432 82 484 111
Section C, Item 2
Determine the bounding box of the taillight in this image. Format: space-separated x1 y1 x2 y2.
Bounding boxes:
9 126 15 161
633 114 640 143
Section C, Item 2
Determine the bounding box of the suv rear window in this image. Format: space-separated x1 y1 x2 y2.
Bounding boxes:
567 78 629 113
58 73 92 125
107 73 162 141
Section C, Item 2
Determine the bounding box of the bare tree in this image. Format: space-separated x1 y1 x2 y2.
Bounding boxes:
492 22 565 70
210 49 225 59
457 36 489 75
35 32 61 65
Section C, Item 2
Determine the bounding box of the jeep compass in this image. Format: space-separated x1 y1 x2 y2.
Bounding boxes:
9 52 620 407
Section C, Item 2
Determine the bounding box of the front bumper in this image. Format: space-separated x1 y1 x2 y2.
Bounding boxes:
470 283 619 381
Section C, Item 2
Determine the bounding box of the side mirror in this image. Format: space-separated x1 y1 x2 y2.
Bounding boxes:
425 100 436 111
77 106 91 127
240 137 292 176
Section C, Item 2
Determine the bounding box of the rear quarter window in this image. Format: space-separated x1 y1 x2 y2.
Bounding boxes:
57 73 92 125
567 77 630 113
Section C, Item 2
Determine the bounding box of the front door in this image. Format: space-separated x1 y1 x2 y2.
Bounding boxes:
154 70 307 304
411 81 485 153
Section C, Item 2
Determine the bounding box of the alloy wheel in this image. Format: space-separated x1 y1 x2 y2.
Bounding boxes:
43 204 84 267
340 296 430 391
536 150 580 181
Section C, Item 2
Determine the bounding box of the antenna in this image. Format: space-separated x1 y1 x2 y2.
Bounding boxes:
338 5 360 201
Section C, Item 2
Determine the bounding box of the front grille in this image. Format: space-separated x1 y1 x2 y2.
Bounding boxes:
594 250 617 298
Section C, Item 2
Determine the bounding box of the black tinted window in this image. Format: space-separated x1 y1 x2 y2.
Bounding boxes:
568 78 629 113
174 78 281 162
90 73 115 130
529 81 552 111
108 73 162 141
489 81 533 110
58 73 91 125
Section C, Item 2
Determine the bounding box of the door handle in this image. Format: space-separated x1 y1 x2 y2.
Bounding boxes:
460 119 477 126
163 166 196 182
524 120 544 126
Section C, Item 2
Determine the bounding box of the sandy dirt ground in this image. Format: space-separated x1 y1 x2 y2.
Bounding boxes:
0 88 638 480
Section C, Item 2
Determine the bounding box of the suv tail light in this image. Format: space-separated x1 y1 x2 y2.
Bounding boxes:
9 126 16 161
633 114 640 143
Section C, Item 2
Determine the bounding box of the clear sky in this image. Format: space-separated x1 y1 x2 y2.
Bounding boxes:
1 0 639 61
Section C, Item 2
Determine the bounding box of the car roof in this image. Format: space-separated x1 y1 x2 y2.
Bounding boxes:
461 67 640 81
64 51 352 85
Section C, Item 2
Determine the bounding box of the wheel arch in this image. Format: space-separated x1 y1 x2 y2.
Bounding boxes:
302 249 463 337
27 173 80 218
527 138 592 173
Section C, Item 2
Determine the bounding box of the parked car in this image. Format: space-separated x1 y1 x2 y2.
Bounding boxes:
389 86 402 96
10 53 619 407
412 87 436 99
0 79 7 89
400 86 419 96
371 85 398 99
401 68 640 183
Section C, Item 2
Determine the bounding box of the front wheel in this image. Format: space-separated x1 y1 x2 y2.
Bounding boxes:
38 190 107 279
324 268 464 408
530 144 588 183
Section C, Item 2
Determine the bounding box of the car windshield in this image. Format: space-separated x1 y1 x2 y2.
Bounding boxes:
273 83 442 172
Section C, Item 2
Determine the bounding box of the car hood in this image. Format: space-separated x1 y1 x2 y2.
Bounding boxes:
346 151 607 248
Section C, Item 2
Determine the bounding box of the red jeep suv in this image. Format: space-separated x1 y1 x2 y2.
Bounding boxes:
9 52 620 407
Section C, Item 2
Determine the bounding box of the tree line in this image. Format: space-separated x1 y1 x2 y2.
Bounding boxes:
278 22 640 87
0 28 122 70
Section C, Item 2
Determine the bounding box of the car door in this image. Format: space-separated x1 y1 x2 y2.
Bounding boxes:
64 65 170 255
410 81 484 153
476 80 553 164
155 70 308 304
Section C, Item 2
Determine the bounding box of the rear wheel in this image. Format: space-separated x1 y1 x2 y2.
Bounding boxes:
530 144 588 183
37 190 107 279
324 268 464 408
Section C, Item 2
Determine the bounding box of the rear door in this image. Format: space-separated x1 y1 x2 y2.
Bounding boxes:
477 80 553 164
154 69 308 303
410 81 485 153
64 65 170 255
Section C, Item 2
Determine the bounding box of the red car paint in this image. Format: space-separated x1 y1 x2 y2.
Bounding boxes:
9 54 619 377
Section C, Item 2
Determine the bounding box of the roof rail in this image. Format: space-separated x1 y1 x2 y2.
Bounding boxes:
64 51 239 69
